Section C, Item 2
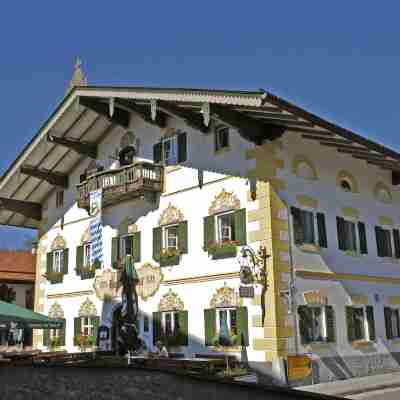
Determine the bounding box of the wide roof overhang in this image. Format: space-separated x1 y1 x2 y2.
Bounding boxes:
1 85 400 230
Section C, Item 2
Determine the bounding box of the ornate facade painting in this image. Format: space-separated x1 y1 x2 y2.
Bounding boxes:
51 234 67 251
78 298 97 317
158 289 184 312
136 263 163 301
374 182 392 204
210 284 239 308
158 203 185 226
208 189 240 215
48 302 64 319
93 268 122 301
303 290 328 306
80 227 91 245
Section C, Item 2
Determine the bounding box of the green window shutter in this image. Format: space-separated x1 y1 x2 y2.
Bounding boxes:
62 249 69 274
393 229 400 259
234 209 247 245
153 227 162 262
203 215 215 251
384 307 393 339
93 316 100 339
317 213 328 248
59 318 66 346
325 306 335 343
177 132 187 164
298 306 312 344
73 317 81 346
375 226 384 257
291 207 304 245
43 328 50 347
46 253 53 274
76 246 84 275
132 232 141 263
236 306 249 346
111 237 120 269
366 306 376 341
204 308 216 346
152 311 162 346
153 142 162 163
178 221 188 254
337 217 346 251
358 222 368 254
346 307 355 342
177 310 189 346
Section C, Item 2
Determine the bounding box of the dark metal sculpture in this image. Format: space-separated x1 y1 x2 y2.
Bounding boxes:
117 255 140 355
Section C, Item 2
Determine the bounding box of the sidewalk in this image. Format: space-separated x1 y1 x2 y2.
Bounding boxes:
298 371 400 397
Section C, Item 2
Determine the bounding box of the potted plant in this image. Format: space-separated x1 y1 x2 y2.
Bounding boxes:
45 271 64 284
77 334 96 352
206 240 240 260
76 264 96 280
49 336 61 351
160 248 180 267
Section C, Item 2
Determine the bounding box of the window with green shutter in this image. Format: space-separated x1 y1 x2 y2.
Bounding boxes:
358 222 368 254
46 253 53 275
59 318 66 347
366 306 376 341
346 306 370 342
291 207 315 245
376 226 393 257
384 307 400 339
43 328 50 347
204 308 216 346
76 245 84 275
203 215 215 251
152 311 162 346
111 237 120 269
132 232 141 263
153 142 162 163
178 221 188 254
62 249 69 274
177 132 187 164
234 209 247 245
393 229 400 259
153 227 162 262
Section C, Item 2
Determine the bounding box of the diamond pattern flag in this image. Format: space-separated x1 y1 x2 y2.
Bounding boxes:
89 189 103 267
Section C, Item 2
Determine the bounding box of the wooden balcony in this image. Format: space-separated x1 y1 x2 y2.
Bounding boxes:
76 162 164 210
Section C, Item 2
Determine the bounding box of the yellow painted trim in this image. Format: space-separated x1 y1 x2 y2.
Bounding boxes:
165 166 182 174
296 269 400 285
47 290 94 299
337 170 359 193
350 295 368 305
379 216 394 226
374 182 392 204
162 272 239 286
388 296 400 305
291 155 318 180
296 195 318 209
342 207 359 219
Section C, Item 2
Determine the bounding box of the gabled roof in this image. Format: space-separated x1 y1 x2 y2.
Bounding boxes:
0 250 36 282
0 85 399 229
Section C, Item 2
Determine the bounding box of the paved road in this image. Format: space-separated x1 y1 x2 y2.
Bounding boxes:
349 387 400 400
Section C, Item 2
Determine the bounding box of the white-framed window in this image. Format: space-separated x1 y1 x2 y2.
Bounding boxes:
346 305 375 342
298 305 335 344
163 224 179 250
216 307 237 336
81 317 95 337
217 211 235 243
53 250 63 273
215 126 229 152
385 307 400 339
120 235 133 259
56 190 64 208
162 136 178 166
161 311 180 337
83 243 91 267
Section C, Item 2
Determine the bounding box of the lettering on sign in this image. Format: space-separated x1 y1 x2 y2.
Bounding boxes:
136 263 163 300
287 355 312 380
93 269 121 300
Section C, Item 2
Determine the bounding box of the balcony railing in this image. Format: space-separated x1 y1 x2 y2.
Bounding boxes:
76 162 164 210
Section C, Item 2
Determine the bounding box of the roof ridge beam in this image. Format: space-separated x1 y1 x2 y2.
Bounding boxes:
115 99 166 128
79 96 130 128
0 198 42 221
47 134 97 159
20 165 68 188
209 103 285 144
156 100 209 133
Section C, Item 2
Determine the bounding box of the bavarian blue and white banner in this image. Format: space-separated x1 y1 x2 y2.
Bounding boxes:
89 189 103 267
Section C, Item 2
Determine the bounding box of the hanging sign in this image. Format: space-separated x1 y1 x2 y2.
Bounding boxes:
136 263 163 300
90 189 103 267
287 355 313 380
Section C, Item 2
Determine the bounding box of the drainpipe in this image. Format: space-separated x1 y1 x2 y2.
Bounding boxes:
281 198 299 356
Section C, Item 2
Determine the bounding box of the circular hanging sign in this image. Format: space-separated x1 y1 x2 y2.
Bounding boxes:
93 268 121 300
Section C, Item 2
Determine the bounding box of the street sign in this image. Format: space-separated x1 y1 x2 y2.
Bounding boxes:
239 286 254 298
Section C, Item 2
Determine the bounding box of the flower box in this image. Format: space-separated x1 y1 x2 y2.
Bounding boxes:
76 266 96 280
207 241 239 260
45 271 64 284
159 249 180 267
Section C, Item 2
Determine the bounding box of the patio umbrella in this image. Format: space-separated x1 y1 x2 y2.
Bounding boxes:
0 300 63 329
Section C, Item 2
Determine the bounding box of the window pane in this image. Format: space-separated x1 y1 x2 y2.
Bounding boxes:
219 310 227 331
173 312 180 336
229 309 237 335
392 310 400 338
311 308 323 341
166 226 178 249
84 244 91 266
353 308 365 340
165 313 172 336
302 211 315 244
163 138 177 165
218 213 235 242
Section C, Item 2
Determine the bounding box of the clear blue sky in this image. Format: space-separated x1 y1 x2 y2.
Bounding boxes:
1 2 400 248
